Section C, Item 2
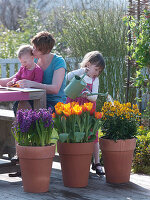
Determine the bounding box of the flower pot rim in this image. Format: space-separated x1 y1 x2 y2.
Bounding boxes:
99 136 137 141
16 143 56 159
57 141 94 155
58 141 94 144
17 143 56 147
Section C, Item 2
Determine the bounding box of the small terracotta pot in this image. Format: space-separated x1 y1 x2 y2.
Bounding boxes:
57 142 94 188
16 144 56 193
99 138 136 184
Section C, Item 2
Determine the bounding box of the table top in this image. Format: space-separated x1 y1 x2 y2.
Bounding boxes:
0 88 46 108
0 90 30 101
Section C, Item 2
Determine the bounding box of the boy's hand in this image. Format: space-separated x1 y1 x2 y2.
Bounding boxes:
6 80 15 87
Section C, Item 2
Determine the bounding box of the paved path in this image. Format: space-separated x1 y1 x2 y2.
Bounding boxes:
0 161 150 200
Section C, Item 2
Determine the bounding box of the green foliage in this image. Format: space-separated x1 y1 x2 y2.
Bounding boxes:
123 11 150 69
102 116 138 140
133 10 150 94
123 10 150 124
57 8 127 58
132 126 150 175
133 11 150 69
18 4 46 44
0 25 22 58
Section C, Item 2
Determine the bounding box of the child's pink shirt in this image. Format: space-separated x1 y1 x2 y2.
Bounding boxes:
12 63 43 83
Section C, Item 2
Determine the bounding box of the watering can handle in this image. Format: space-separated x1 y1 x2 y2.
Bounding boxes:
80 72 86 81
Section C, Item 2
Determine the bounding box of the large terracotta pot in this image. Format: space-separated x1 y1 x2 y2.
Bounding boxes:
57 142 94 188
99 138 136 184
16 144 56 193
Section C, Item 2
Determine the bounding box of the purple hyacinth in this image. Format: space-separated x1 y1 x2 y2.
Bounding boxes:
12 108 54 146
37 108 54 128
16 109 34 133
14 108 54 134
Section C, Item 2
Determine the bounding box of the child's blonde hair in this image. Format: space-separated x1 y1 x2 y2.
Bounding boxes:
17 44 33 58
80 51 105 69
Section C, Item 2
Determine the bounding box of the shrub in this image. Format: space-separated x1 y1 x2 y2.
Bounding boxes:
132 126 150 175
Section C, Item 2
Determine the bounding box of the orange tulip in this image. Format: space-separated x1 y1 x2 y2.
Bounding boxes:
63 109 72 117
83 102 93 112
55 102 64 115
63 103 71 110
72 105 83 115
95 112 103 119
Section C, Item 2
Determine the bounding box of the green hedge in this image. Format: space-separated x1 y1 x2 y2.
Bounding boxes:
132 126 150 175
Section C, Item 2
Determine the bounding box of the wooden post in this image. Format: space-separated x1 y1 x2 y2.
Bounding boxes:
126 0 133 103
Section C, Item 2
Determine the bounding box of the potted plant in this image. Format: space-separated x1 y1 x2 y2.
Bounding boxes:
12 108 56 193
53 102 102 187
99 101 141 184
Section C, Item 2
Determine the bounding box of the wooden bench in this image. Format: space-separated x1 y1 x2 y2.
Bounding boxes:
0 109 16 159
0 109 15 121
0 58 21 78
0 58 20 159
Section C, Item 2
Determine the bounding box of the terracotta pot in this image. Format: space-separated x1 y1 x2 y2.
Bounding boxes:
99 138 136 184
16 144 56 193
57 142 94 188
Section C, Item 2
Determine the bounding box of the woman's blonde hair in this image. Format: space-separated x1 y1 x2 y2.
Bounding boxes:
80 51 105 69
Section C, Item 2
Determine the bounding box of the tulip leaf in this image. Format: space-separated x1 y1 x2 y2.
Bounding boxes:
74 132 85 143
68 132 74 140
59 133 69 143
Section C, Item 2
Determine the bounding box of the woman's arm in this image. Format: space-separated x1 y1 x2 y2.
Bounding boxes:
46 68 65 94
17 68 65 94
0 75 15 87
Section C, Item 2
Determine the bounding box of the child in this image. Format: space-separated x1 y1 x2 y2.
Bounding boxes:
7 44 44 111
7 44 43 87
66 51 105 176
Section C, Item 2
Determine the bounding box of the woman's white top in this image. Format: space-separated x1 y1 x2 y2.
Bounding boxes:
66 68 99 102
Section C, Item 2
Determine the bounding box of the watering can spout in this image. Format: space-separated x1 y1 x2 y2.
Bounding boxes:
105 92 108 97
87 92 108 97
106 94 114 105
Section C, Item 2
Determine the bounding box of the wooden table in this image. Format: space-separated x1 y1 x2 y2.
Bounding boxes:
0 88 46 174
0 87 46 109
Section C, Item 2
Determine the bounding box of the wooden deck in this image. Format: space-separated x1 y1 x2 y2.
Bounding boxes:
0 155 150 200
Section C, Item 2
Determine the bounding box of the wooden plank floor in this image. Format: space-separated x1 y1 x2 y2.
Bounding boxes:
0 155 150 200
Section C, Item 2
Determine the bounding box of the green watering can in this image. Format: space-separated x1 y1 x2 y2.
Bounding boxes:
65 74 108 99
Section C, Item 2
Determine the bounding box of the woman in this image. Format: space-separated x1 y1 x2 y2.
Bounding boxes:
17 31 67 110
